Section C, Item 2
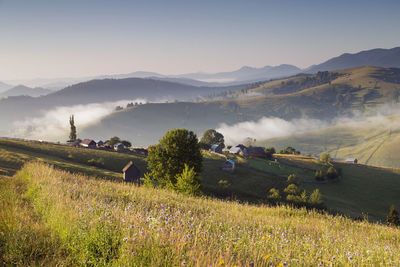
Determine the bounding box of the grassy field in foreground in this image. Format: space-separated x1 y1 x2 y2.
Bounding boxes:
1 162 400 266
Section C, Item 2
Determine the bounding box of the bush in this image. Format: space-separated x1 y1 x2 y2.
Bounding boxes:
175 164 201 196
284 184 300 195
309 189 323 206
320 152 331 163
386 205 400 227
267 188 281 200
326 166 338 179
287 174 299 185
264 147 276 159
278 146 300 155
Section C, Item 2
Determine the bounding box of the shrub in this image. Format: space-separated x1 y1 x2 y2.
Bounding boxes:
386 205 400 227
175 164 201 196
87 158 105 168
320 152 331 163
287 174 299 185
264 147 276 159
315 170 325 181
284 184 300 195
309 189 323 206
326 166 338 179
267 188 281 200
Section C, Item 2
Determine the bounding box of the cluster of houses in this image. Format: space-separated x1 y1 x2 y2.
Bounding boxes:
209 143 266 173
68 139 148 156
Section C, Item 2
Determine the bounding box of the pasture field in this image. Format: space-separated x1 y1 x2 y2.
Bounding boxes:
1 162 400 266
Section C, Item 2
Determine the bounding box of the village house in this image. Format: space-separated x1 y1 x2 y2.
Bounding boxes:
96 140 104 147
345 158 358 164
222 159 235 172
247 147 265 158
80 139 96 148
210 144 223 154
229 145 248 157
122 161 141 183
114 143 124 152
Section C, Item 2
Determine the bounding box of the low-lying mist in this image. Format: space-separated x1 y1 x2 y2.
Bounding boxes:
217 104 400 145
11 99 147 141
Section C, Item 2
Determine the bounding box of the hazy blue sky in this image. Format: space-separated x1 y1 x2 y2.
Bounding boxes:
1 0 399 80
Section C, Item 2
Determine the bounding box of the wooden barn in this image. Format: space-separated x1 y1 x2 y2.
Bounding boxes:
80 139 96 148
114 143 124 152
247 147 265 158
210 144 223 154
222 159 235 172
229 145 248 157
122 161 141 183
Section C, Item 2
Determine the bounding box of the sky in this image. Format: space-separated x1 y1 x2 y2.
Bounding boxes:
0 0 399 81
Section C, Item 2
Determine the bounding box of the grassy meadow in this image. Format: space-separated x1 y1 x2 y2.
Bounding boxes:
1 162 400 266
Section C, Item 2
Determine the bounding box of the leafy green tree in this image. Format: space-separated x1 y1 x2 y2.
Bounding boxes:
69 115 77 141
200 129 225 148
326 166 338 179
121 140 132 148
108 136 121 146
320 152 331 163
386 205 400 226
284 184 300 195
287 174 299 185
146 129 202 188
309 189 323 206
267 188 281 200
286 194 301 203
175 164 201 196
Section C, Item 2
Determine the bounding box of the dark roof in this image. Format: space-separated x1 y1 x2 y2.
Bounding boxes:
123 161 136 172
81 139 96 145
235 144 247 150
247 147 264 153
226 159 235 165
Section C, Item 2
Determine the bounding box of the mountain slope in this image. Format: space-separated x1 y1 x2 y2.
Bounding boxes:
81 66 400 146
0 81 13 93
307 47 400 73
177 64 301 82
0 85 52 98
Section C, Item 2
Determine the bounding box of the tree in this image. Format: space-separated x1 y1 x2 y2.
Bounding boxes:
326 166 338 179
300 190 308 203
278 146 300 155
200 129 225 148
121 140 132 148
264 147 276 160
386 205 400 226
267 188 281 200
320 152 331 163
309 189 323 206
146 129 203 188
287 174 299 185
175 164 201 196
69 115 77 141
284 184 300 195
108 136 121 146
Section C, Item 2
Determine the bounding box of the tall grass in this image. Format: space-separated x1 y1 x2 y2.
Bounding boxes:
1 162 400 266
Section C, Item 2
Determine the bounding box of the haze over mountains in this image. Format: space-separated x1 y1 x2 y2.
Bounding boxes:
2 46 400 152
0 85 52 98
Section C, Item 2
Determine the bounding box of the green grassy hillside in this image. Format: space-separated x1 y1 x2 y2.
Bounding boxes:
257 113 400 169
1 162 400 265
0 138 399 222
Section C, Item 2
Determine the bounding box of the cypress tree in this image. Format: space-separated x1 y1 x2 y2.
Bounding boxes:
69 115 77 141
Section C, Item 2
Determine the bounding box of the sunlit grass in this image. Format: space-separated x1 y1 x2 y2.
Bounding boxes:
1 162 399 266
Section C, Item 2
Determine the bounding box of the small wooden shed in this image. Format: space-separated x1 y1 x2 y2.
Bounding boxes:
222 159 235 172
122 161 141 183
80 139 96 148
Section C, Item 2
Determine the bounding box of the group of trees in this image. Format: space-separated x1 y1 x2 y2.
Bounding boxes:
278 146 300 155
107 136 132 148
268 174 324 208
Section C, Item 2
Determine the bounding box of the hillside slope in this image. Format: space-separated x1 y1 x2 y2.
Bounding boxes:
1 161 400 265
307 46 400 72
82 66 400 145
0 85 52 98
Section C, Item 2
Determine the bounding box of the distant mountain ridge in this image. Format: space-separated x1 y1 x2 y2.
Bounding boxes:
0 81 13 93
0 85 52 98
306 47 400 73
